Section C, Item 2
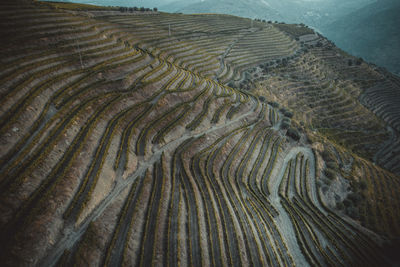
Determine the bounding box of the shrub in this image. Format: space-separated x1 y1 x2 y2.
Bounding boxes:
343 199 352 207
258 96 266 102
347 192 362 204
348 59 353 66
140 7 145 11
321 150 335 162
336 202 344 210
324 169 335 180
282 118 291 130
287 128 300 141
326 161 337 171
269 101 279 108
281 121 290 130
346 206 359 219
359 181 367 191
153 7 158 11
284 110 293 118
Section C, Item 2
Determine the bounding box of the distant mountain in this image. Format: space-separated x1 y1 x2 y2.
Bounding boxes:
321 0 400 75
161 0 375 26
163 0 284 21
41 0 171 8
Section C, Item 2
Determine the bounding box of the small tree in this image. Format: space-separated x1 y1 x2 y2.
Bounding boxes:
336 202 344 210
287 128 300 141
343 199 352 207
359 181 367 191
281 121 290 130
346 206 359 219
153 7 158 11
269 101 279 108
280 107 293 118
285 111 293 118
348 59 353 66
324 169 335 180
326 161 337 171
348 192 362 204
140 7 145 11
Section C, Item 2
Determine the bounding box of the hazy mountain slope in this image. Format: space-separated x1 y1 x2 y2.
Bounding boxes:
41 0 169 8
170 0 283 21
321 0 400 75
162 0 376 26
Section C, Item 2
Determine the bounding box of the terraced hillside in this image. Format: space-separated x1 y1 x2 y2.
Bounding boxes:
0 1 399 266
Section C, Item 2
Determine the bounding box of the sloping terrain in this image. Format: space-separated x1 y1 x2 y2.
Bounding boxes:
0 1 399 266
321 0 400 76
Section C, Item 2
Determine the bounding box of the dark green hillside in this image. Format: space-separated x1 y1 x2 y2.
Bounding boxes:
322 0 400 75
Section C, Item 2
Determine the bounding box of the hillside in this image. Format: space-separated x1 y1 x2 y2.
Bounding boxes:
321 0 400 76
0 1 400 266
161 0 400 75
44 0 400 74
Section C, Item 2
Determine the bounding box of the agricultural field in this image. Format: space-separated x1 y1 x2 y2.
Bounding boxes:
0 0 399 266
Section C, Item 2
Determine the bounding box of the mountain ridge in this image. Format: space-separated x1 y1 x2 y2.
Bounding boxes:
321 0 400 75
